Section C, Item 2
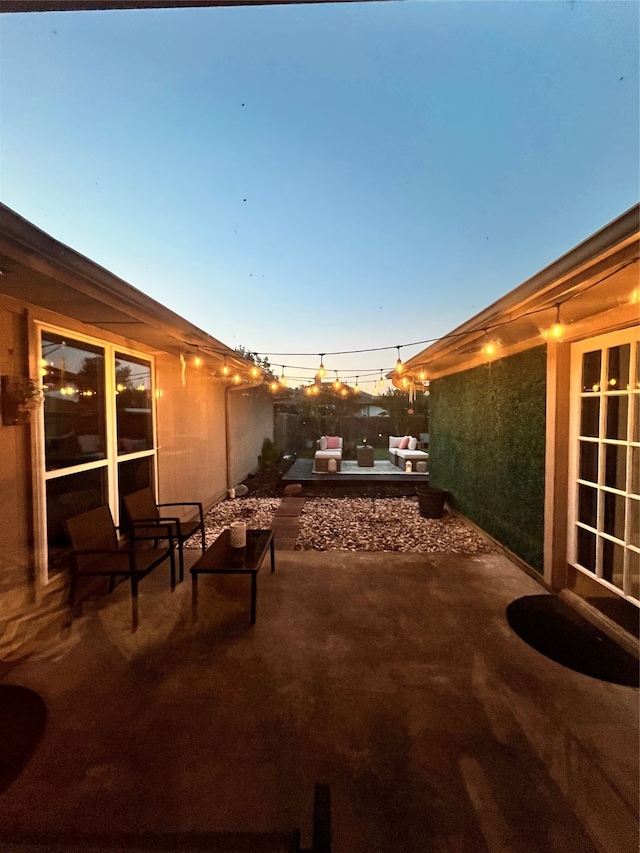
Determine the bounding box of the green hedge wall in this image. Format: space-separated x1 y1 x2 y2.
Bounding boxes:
430 346 546 572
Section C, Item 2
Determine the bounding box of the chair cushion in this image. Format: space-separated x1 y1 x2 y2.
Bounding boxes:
389 436 403 449
326 436 341 449
319 436 328 450
408 437 418 450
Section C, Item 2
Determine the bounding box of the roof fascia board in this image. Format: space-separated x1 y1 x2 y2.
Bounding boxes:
0 0 369 11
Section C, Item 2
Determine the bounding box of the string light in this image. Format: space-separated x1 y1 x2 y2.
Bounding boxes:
221 358 230 377
548 303 564 340
178 257 636 385
269 380 279 392
250 365 260 379
354 376 360 393
193 346 202 368
279 366 287 386
333 371 342 390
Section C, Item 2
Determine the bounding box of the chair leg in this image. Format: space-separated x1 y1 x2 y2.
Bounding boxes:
68 569 77 607
130 572 139 633
177 543 184 584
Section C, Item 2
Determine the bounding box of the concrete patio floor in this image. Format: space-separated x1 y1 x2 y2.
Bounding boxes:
0 548 637 853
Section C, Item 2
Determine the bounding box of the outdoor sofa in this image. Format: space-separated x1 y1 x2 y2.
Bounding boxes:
388 435 429 471
314 435 343 472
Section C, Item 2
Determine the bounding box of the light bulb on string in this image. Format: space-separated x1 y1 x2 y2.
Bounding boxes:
317 355 326 379
548 303 564 340
269 380 279 392
193 347 202 368
481 331 497 358
222 358 230 377
333 371 341 390
250 365 260 379
354 377 360 393
279 366 287 386
395 345 404 374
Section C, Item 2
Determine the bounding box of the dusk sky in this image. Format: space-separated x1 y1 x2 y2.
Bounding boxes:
1 1 638 392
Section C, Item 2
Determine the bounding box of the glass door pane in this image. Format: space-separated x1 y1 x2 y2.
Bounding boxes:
42 332 106 471
115 353 153 454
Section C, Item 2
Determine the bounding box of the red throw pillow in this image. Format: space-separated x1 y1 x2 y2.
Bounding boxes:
399 436 410 450
326 436 341 449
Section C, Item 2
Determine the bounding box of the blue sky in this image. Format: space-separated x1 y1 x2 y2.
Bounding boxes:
1 1 638 391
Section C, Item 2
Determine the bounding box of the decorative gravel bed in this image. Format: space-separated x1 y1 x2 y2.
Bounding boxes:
296 497 493 553
184 497 281 548
186 495 493 554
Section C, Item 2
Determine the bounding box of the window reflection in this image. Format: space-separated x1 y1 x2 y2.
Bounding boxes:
577 527 596 573
607 344 630 390
606 396 628 441
578 441 598 483
581 350 601 392
580 397 600 438
42 332 106 471
602 538 624 588
46 468 108 575
115 353 153 454
604 444 627 491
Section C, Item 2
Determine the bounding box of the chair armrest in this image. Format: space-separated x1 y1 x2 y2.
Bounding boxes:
129 519 177 544
157 501 205 523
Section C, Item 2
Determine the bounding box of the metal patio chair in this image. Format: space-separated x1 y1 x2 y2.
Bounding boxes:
65 505 176 630
123 487 206 583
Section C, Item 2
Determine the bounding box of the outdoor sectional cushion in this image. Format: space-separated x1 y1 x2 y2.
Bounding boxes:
389 436 404 449
326 436 341 449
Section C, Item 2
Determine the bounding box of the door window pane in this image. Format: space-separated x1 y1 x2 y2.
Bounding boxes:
604 444 627 491
629 499 639 549
578 484 597 528
42 333 106 471
628 549 639 600
580 397 600 438
607 344 630 390
117 457 154 523
115 353 153 454
46 468 108 575
577 528 596 573
632 446 639 496
582 350 601 392
602 538 624 587
603 492 626 540
579 441 598 483
606 396 628 441
633 395 639 443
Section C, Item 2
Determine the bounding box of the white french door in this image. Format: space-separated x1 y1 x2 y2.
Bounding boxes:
568 327 640 603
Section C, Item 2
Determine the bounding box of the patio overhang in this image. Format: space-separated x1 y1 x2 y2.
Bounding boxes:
390 204 640 386
0 203 262 380
1 0 380 11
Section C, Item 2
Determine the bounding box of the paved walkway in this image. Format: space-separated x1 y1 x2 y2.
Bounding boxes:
270 496 306 551
0 548 637 853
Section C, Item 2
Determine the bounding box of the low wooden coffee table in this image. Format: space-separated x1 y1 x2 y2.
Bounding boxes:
190 528 275 625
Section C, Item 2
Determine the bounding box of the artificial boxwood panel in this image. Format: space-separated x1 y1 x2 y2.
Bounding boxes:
430 346 546 572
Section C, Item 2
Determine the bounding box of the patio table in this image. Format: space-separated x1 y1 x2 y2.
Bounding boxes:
190 528 275 625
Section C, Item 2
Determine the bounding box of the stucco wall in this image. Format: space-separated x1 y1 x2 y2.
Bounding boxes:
227 385 274 488
429 346 547 572
0 303 33 617
155 356 228 510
